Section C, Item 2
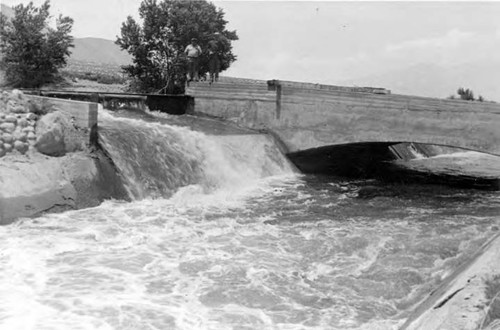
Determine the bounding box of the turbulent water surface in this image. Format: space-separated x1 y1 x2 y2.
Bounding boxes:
0 111 499 330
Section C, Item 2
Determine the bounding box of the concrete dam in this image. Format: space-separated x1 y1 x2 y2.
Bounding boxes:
23 79 500 184
1 86 500 329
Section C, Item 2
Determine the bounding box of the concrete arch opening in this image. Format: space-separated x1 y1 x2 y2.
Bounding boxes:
287 142 500 189
288 141 399 177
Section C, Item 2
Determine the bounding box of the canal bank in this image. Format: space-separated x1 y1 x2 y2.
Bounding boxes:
0 89 128 224
401 231 500 329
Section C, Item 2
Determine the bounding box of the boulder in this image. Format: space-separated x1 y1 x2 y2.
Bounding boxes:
26 113 38 121
13 130 27 142
4 143 12 152
2 133 13 144
17 118 28 127
10 89 25 101
1 91 8 99
27 131 36 140
4 115 17 123
13 140 28 154
34 112 67 156
0 122 15 133
7 100 26 114
35 111 84 156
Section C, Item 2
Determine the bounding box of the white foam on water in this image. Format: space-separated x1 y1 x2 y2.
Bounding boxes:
431 150 491 159
0 190 498 330
99 111 296 201
0 171 308 329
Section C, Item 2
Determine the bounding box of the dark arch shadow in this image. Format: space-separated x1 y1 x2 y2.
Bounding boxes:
287 142 500 190
287 142 400 177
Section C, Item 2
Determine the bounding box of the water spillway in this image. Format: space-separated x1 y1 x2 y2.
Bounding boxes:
98 111 294 200
0 110 499 329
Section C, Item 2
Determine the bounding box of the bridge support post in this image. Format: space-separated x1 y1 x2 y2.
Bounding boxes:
267 79 282 119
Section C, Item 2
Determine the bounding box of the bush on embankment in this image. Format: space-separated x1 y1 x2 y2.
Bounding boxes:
0 89 129 224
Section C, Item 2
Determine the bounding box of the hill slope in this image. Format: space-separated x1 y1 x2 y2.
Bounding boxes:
70 37 131 65
0 4 14 18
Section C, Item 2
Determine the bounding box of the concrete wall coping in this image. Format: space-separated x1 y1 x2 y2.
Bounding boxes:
267 79 391 94
27 94 98 106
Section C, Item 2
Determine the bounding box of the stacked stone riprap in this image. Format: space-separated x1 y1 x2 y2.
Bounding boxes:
0 89 38 157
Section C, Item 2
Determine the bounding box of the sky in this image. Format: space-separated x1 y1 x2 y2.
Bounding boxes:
2 0 500 99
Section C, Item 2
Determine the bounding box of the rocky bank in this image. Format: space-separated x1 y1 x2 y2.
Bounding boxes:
0 89 129 224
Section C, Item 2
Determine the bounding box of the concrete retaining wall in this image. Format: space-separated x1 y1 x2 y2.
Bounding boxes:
26 95 98 146
186 79 500 155
401 232 500 330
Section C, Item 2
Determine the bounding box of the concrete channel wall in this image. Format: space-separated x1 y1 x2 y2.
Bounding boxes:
401 232 500 330
186 79 500 155
23 90 193 115
26 95 99 146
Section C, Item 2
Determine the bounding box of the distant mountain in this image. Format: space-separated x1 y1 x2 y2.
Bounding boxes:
1 4 14 18
340 61 500 102
70 37 131 66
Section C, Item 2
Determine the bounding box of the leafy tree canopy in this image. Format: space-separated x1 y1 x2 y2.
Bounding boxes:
116 0 238 94
0 0 74 88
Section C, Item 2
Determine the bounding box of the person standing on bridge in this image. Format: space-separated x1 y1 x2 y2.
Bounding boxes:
184 38 202 82
207 33 222 83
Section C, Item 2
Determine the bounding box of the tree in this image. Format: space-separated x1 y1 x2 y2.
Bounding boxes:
0 1 73 88
457 87 475 101
448 87 486 102
116 0 238 94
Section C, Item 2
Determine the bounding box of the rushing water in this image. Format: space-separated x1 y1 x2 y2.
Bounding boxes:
0 111 499 330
